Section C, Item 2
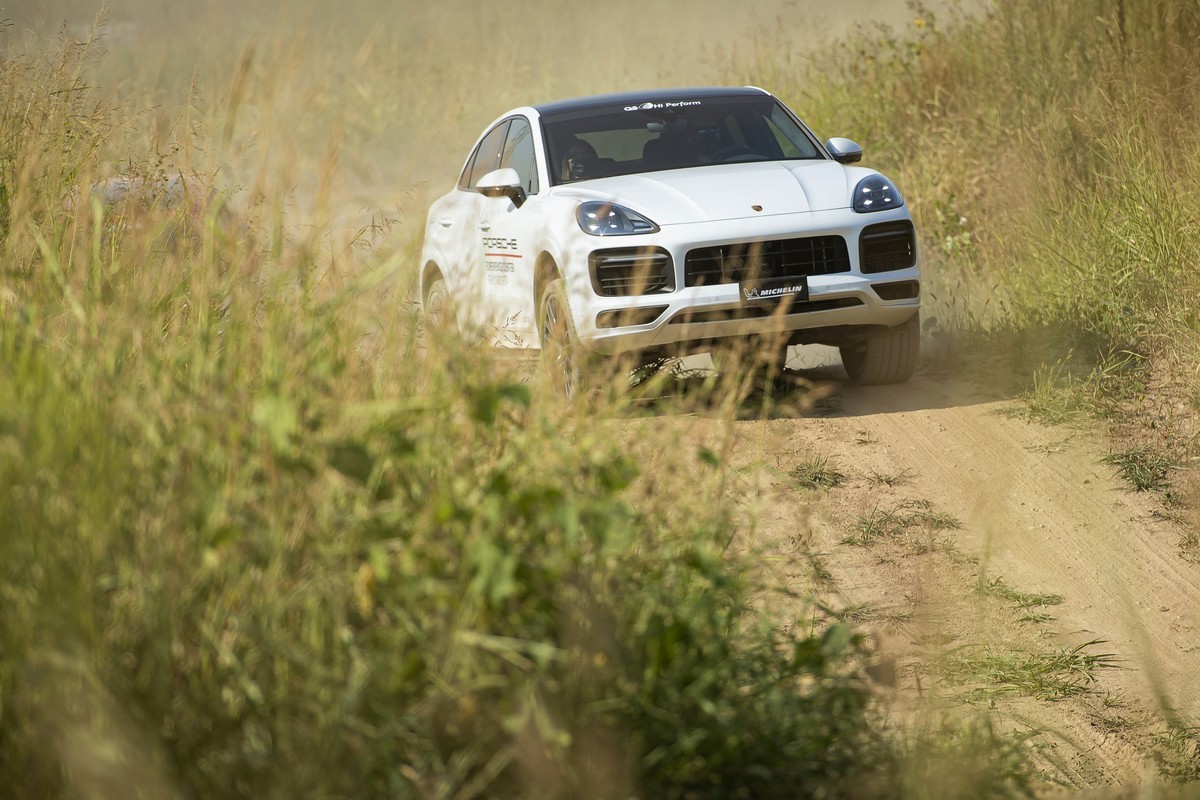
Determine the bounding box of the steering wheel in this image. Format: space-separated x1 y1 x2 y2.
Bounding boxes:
711 145 758 163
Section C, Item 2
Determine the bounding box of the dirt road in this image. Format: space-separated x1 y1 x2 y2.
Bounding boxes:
705 353 1200 789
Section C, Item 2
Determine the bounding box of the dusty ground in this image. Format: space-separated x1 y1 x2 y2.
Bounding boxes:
681 349 1200 793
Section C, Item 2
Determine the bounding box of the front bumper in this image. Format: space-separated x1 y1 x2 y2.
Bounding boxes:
566 207 920 356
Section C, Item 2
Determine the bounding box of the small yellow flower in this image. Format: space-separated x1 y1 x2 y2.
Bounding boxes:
914 18 927 28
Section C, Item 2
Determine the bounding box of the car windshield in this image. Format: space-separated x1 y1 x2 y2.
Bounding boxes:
542 95 823 186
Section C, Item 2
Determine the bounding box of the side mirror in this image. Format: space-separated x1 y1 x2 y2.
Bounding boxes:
825 137 863 164
476 168 527 208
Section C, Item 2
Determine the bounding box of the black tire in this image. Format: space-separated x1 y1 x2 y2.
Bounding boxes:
538 278 584 402
424 275 449 329
840 313 920 385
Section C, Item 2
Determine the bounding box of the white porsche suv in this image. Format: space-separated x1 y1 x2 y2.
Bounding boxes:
419 86 920 391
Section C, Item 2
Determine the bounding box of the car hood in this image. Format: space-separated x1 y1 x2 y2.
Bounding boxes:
552 160 861 225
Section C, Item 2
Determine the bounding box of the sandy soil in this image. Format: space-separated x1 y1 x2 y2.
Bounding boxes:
675 350 1200 792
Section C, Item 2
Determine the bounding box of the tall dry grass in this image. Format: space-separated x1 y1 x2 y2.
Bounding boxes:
4 0 1200 796
0 18 951 800
725 0 1200 371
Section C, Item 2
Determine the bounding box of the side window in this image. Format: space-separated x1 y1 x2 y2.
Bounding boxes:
500 117 539 195
740 111 785 159
765 118 801 158
767 104 820 159
467 121 511 189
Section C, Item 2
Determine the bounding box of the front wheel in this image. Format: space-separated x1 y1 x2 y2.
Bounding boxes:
423 275 449 330
840 313 920 385
538 278 584 402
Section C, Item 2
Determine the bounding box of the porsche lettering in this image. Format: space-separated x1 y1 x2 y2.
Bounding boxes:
482 236 519 253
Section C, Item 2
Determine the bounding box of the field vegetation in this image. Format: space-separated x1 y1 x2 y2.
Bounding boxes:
724 0 1200 491
1 0 1198 797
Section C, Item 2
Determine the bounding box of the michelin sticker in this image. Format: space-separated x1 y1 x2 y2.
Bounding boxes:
743 282 806 302
744 284 803 299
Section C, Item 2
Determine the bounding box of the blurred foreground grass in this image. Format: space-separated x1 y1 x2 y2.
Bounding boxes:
2 0 1200 797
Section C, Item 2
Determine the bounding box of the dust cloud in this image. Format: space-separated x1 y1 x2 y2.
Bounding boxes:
3 0 977 196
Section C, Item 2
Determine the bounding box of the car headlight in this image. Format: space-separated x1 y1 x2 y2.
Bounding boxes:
576 202 659 235
853 174 904 213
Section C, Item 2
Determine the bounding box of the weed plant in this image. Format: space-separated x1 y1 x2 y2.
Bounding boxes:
845 500 962 550
791 455 845 490
1153 725 1200 783
1103 448 1176 493
978 577 1064 613
940 641 1121 702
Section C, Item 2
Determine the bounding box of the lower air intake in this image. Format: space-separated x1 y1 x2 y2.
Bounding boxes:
589 247 674 296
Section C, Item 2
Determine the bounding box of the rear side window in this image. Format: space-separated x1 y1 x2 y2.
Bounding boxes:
458 120 511 190
500 117 539 195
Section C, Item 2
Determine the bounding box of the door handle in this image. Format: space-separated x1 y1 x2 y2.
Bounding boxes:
477 221 492 232
438 217 453 227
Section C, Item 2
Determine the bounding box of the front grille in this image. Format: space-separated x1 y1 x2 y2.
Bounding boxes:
684 235 851 287
860 221 916 274
589 247 674 296
667 297 863 325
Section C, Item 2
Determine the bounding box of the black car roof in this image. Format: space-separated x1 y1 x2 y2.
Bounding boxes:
533 86 771 117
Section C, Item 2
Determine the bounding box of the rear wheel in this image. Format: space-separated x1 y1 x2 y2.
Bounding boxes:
840 313 920 385
539 278 584 401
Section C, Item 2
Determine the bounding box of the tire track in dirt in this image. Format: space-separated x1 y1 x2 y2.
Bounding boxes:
818 373 1200 720
715 360 1200 788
